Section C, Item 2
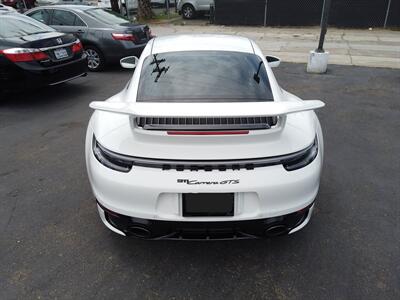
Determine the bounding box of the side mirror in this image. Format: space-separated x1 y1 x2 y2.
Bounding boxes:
120 56 139 69
266 55 281 68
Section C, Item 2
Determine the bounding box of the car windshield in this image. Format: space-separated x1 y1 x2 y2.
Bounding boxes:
85 8 130 25
0 14 54 38
137 51 274 102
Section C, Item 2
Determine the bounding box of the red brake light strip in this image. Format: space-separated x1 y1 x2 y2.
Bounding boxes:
167 131 249 135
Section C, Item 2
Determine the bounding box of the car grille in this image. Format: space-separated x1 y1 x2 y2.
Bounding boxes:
135 116 278 131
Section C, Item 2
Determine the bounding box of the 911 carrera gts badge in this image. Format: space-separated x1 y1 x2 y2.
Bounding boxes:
177 179 239 185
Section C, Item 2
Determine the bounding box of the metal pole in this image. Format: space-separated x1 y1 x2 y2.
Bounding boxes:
263 0 267 27
166 0 170 17
125 0 130 21
384 0 392 28
317 0 332 52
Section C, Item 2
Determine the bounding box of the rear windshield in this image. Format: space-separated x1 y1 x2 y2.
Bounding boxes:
0 14 54 38
137 51 274 102
85 8 130 25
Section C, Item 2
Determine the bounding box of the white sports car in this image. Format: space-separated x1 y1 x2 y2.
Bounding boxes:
86 34 325 240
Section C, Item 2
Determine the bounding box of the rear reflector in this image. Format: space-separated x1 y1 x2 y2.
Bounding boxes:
112 33 137 42
0 48 48 62
167 131 249 135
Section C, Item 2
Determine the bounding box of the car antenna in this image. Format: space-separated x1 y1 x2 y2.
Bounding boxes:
253 60 264 84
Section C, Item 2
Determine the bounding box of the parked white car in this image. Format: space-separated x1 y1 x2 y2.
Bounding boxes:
97 0 137 15
177 0 213 19
0 3 16 11
97 0 172 11
86 34 325 240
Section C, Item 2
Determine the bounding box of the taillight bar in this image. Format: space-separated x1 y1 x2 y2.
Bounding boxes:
167 131 250 135
112 33 137 42
0 48 48 62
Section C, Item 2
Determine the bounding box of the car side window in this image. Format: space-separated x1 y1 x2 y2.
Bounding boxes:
50 10 77 26
74 15 86 27
29 9 51 25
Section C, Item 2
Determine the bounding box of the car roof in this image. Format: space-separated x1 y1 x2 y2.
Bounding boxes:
152 34 254 54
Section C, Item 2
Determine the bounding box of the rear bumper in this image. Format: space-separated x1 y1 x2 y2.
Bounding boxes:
87 141 322 222
0 55 87 90
97 201 315 240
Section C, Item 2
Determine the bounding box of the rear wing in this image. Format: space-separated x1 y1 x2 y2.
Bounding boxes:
89 100 325 117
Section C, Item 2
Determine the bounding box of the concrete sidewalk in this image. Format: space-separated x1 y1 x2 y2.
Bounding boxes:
150 24 400 69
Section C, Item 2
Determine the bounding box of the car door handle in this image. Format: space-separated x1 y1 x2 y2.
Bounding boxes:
76 29 85 33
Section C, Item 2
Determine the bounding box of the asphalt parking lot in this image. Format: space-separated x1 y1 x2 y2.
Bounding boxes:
1 63 399 299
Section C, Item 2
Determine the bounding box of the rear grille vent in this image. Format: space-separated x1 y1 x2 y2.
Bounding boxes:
135 116 278 131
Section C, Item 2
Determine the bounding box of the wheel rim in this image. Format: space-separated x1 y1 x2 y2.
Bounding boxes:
85 49 100 70
183 6 193 18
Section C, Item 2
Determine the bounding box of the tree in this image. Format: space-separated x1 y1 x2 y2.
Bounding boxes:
138 0 154 20
110 0 120 13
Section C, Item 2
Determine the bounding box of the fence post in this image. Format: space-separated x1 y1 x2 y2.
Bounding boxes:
264 0 268 27
126 0 130 21
384 0 392 28
166 0 170 17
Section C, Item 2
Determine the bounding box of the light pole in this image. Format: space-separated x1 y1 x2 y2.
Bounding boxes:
307 0 332 73
317 0 332 52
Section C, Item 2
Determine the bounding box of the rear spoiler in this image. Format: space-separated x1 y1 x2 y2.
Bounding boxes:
89 100 324 117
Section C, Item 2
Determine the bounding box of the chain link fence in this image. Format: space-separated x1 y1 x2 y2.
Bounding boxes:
213 0 400 28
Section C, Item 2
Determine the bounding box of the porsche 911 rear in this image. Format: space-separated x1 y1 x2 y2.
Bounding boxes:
86 35 325 240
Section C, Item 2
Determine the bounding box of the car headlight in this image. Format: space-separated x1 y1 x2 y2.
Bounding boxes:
92 136 133 172
282 137 318 171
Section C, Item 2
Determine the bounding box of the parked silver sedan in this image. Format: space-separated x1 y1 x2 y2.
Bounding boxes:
177 0 213 19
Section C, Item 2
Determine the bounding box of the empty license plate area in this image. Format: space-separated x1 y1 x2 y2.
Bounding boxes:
182 193 234 217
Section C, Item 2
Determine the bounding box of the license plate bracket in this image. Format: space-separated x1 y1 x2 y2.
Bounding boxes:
182 193 234 217
54 48 68 60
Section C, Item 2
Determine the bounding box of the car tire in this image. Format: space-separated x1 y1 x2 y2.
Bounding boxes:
84 46 105 72
182 4 195 19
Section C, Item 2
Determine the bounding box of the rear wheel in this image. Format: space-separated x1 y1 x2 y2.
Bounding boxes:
182 4 195 19
84 46 105 72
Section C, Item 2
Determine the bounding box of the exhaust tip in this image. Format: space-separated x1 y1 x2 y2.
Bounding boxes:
265 224 289 237
130 225 152 238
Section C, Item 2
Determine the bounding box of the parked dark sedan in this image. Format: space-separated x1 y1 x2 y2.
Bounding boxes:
0 11 87 91
25 5 152 71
